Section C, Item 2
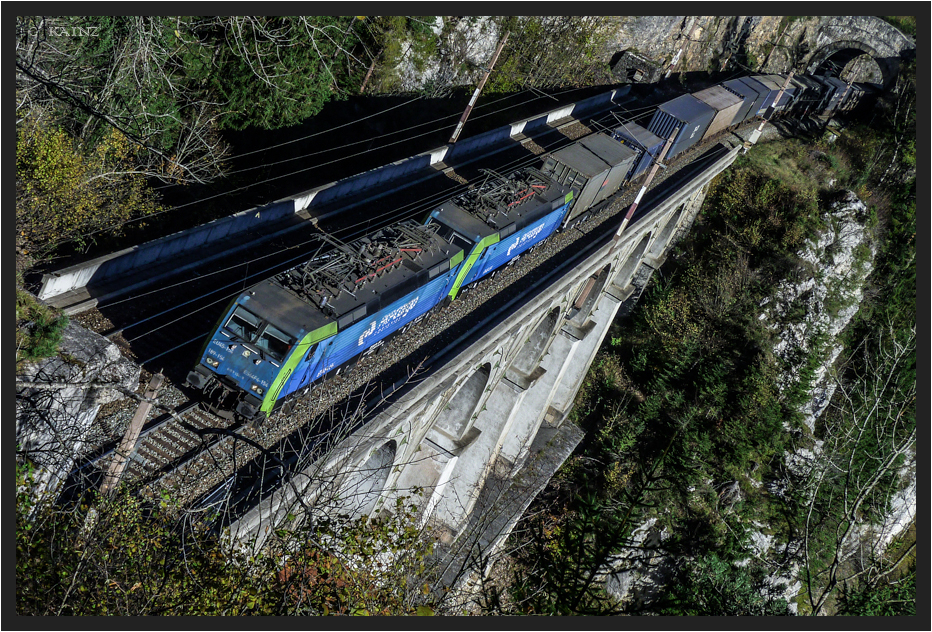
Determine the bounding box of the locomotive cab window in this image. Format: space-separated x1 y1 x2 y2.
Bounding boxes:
224 306 294 361
255 323 292 361
225 306 261 341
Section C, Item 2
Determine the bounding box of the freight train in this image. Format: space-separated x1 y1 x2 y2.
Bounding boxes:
186 72 875 423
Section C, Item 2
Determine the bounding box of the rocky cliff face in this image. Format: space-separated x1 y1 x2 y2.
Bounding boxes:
602 190 915 613
760 190 875 431
393 17 502 92
391 15 913 92
602 15 912 83
16 322 141 498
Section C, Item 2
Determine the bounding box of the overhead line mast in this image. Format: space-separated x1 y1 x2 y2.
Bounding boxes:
448 31 510 144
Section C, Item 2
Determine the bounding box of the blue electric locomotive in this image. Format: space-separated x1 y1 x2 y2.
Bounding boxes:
187 220 465 421
426 167 574 299
186 168 574 422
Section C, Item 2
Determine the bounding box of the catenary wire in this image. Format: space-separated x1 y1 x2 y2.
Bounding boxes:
96 79 731 318
106 110 599 336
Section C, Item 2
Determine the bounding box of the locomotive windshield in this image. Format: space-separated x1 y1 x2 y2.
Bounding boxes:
225 306 261 341
254 323 292 360
223 306 294 361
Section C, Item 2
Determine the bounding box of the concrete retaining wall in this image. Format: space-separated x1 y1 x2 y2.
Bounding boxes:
39 199 295 301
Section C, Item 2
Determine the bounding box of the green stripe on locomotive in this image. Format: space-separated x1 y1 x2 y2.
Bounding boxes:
260 320 338 414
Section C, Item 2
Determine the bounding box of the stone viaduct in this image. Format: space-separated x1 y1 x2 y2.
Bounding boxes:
228 136 743 589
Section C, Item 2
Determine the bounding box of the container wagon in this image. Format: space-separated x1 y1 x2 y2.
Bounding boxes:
739 75 784 117
787 75 828 116
839 82 869 113
577 133 638 207
802 75 837 114
762 74 798 112
539 140 626 227
692 85 744 142
611 121 665 180
817 76 850 115
646 93 716 158
718 78 761 126
733 76 771 121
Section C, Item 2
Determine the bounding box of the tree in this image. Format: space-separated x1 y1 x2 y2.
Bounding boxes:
16 16 230 186
199 16 368 130
16 380 444 616
796 324 915 615
837 559 916 616
16 116 162 256
651 553 791 616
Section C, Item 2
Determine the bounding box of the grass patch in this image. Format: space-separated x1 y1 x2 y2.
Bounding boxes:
879 16 916 36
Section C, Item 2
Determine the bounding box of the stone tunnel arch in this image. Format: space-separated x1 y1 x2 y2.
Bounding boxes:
807 40 894 88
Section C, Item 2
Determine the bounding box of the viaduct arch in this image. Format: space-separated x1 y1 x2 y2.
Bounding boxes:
216 20 916 589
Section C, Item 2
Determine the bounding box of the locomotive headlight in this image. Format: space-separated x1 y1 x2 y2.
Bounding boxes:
251 384 264 395
206 357 220 367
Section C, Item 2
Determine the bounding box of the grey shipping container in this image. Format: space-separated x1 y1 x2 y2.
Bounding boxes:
647 94 716 158
612 121 665 179
740 76 781 116
733 77 769 120
788 74 813 94
762 74 796 109
788 75 822 114
841 83 868 112
540 142 613 223
693 85 744 142
719 78 759 126
804 75 835 112
577 134 638 205
820 76 850 113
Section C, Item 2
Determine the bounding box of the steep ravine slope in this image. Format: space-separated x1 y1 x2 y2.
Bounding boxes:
602 190 915 614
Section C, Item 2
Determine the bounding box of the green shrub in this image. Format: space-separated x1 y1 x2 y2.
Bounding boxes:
879 16 916 36
16 290 68 363
16 118 161 256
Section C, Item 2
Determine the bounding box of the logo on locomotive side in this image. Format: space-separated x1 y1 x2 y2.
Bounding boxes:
507 223 545 257
357 296 420 346
358 321 377 346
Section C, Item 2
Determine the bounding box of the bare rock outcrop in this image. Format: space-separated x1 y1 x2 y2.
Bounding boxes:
16 321 141 498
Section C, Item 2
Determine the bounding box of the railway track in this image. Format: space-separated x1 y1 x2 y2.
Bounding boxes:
74 400 245 492
142 133 748 518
